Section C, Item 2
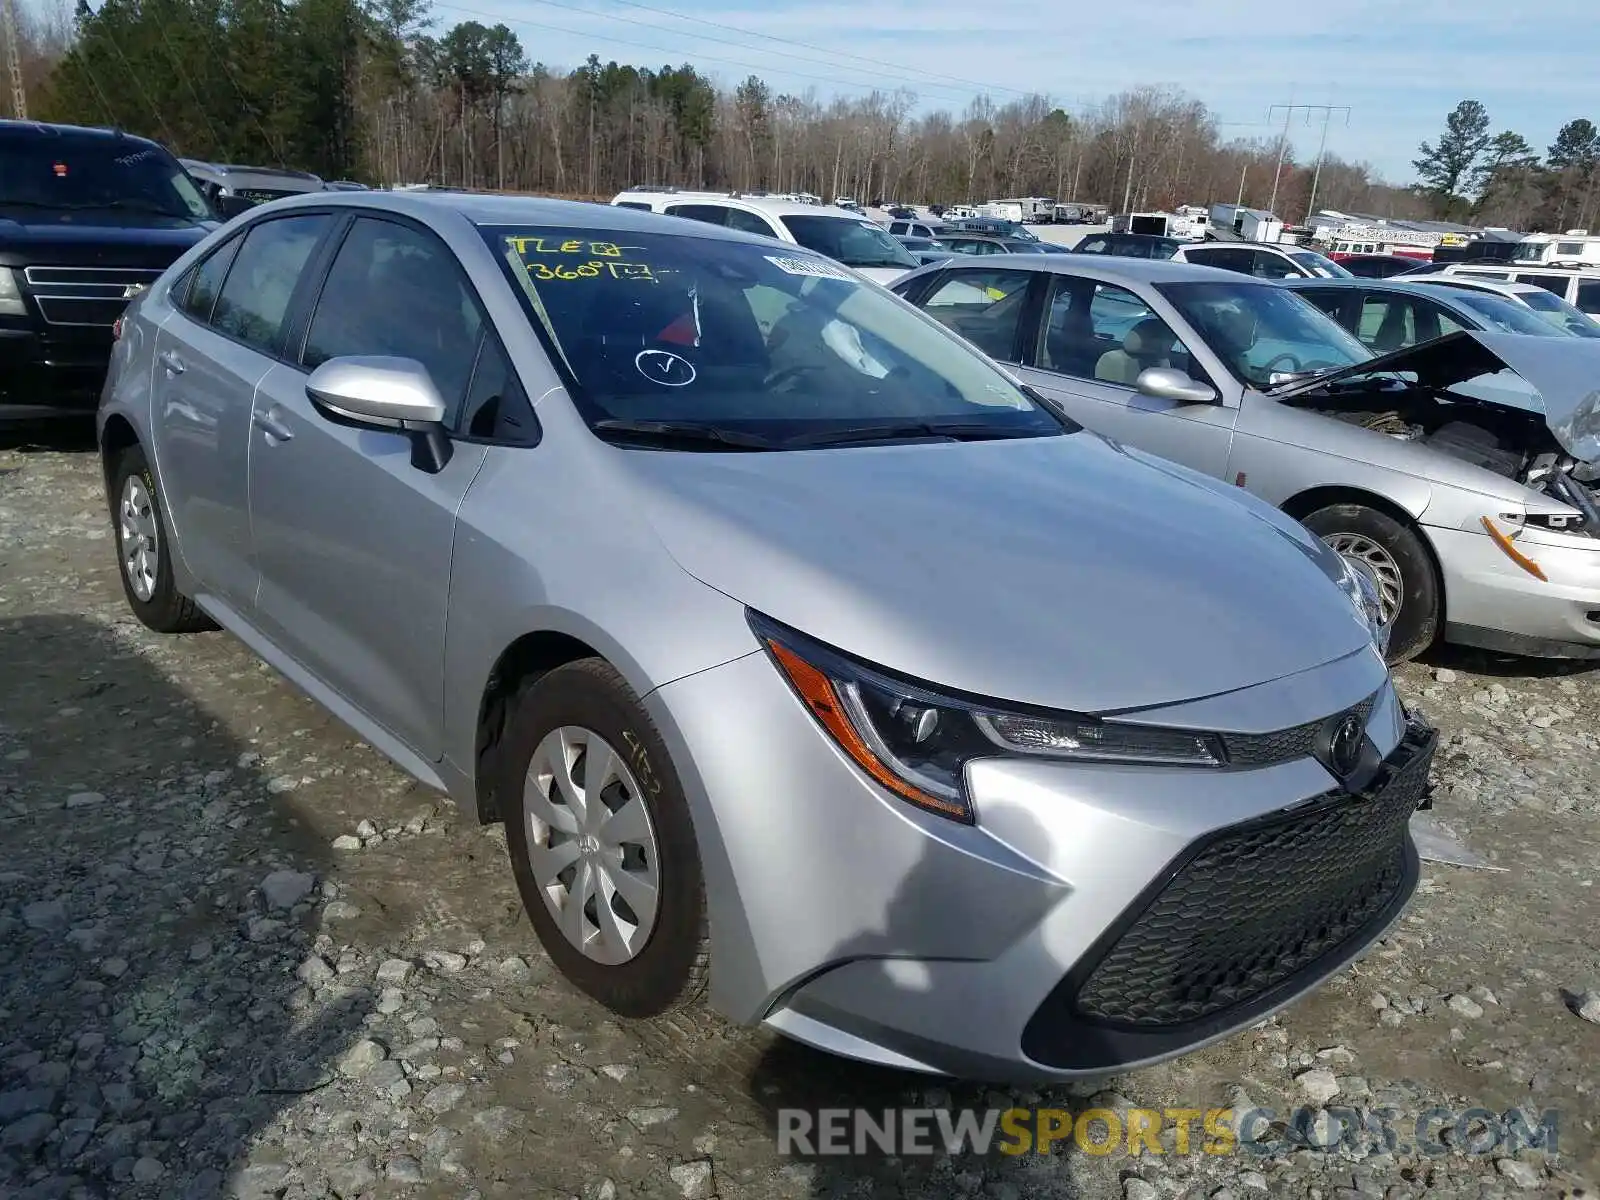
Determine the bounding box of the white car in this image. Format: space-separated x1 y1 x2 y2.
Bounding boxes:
1401 262 1600 322
1174 241 1352 280
610 189 917 285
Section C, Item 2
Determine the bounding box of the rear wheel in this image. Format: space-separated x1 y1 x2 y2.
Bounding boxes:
501 658 710 1018
107 444 214 634
1301 503 1439 663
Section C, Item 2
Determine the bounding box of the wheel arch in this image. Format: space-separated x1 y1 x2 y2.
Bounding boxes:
472 629 605 825
99 413 141 500
1281 483 1448 635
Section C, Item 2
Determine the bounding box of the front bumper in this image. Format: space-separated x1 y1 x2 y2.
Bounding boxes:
1428 523 1600 657
0 323 113 416
647 642 1427 1082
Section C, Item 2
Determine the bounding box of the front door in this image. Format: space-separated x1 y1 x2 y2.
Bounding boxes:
1013 272 1238 478
246 214 491 758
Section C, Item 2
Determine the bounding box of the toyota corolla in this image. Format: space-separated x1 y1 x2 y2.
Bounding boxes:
98 191 1431 1081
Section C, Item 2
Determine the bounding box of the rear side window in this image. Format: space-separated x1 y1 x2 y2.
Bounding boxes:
1514 273 1567 295
1187 246 1252 272
723 208 777 237
920 268 1033 360
665 204 729 226
180 235 242 324
1577 281 1600 315
614 201 651 211
212 214 331 353
302 216 483 418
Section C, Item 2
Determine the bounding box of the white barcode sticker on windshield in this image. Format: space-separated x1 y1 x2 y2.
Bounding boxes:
765 255 854 281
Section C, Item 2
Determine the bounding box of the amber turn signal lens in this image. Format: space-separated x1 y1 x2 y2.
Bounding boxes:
1480 517 1547 582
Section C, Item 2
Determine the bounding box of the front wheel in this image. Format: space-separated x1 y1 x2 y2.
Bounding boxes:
1300 503 1439 663
501 658 710 1018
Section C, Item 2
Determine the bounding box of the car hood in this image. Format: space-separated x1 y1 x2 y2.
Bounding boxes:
0 211 210 266
1272 330 1600 462
623 432 1373 714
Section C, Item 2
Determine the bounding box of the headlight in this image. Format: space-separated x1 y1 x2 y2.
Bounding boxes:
750 612 1224 824
0 268 26 317
1335 556 1390 656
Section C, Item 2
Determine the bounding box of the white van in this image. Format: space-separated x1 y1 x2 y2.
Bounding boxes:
610 189 918 284
1418 261 1600 318
1513 231 1600 269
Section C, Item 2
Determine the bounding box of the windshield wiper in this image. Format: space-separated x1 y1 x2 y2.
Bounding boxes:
591 418 780 450
781 421 1051 448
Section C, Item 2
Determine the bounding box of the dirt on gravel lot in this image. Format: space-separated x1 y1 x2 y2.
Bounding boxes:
2 425 1599 1200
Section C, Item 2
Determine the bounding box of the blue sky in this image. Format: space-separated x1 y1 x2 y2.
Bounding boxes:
429 0 1598 184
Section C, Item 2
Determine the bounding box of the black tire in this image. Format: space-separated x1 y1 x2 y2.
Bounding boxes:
106 444 215 634
1300 503 1439 663
501 658 710 1018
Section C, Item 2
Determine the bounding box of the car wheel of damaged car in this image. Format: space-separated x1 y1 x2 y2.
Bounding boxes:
1302 504 1439 663
107 445 216 635
501 658 710 1018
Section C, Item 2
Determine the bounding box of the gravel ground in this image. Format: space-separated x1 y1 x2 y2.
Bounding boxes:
2 425 1599 1200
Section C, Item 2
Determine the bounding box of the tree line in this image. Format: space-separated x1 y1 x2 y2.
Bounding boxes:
1414 100 1598 232
6 0 1583 231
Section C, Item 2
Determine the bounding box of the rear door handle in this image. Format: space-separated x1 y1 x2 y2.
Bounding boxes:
252 407 294 442
157 350 185 376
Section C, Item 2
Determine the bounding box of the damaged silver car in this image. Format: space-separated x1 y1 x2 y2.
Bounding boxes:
893 257 1600 661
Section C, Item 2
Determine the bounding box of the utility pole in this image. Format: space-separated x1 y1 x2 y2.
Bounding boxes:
1266 102 1351 220
1303 105 1351 223
2 0 26 121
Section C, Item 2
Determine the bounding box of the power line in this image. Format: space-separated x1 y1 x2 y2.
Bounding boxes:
431 0 1002 104
537 0 1034 99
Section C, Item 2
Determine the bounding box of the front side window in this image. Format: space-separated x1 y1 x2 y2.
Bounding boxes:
481 225 1063 446
0 133 213 221
1288 250 1352 278
1084 284 1202 386
212 214 331 354
303 217 484 413
1159 279 1370 387
777 215 918 269
920 268 1033 361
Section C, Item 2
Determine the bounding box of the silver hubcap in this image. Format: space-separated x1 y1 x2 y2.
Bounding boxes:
119 475 159 602
523 726 661 966
1323 533 1403 625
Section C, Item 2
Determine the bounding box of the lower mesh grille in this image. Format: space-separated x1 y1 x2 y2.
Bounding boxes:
1073 723 1434 1028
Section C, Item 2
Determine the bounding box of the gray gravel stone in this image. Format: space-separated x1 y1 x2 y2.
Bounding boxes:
1494 1157 1541 1188
1446 993 1484 1019
1295 1067 1341 1104
20 900 67 933
326 1159 378 1197
375 958 413 985
337 1039 388 1079
259 869 316 909
421 1083 466 1113
669 1160 713 1198
0 1111 55 1153
386 1155 424 1183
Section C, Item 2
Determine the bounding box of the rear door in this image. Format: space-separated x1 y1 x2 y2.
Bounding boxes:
246 213 493 758
150 213 333 608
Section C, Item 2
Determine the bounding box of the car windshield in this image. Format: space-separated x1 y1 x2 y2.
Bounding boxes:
1158 279 1372 387
1289 250 1353 278
1515 288 1600 336
1441 290 1573 336
0 134 213 221
481 225 1064 448
778 215 918 269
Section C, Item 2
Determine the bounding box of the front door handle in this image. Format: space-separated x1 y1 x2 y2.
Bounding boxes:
157 350 185 376
252 408 294 442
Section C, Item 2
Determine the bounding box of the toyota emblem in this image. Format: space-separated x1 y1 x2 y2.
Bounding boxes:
1318 710 1366 780
122 283 147 300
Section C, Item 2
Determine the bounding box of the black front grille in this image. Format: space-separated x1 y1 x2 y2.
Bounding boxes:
1221 695 1376 768
1072 721 1435 1028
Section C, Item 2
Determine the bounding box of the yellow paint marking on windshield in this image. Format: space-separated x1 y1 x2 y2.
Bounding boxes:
506 236 643 258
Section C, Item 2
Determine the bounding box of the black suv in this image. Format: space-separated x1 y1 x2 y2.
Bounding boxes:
1 121 218 420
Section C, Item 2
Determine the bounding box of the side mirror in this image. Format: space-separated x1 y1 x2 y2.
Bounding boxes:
1136 366 1218 405
213 194 256 220
305 356 453 472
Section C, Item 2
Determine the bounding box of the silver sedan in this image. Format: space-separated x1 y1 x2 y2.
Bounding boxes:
100 191 1423 1082
894 255 1600 663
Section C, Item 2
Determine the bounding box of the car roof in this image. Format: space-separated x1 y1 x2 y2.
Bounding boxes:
0 119 167 152
613 190 862 220
1413 276 1544 296
898 253 1245 286
1281 277 1488 304
255 189 793 249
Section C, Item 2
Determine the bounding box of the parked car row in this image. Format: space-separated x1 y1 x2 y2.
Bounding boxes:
10 124 1591 1089
98 185 1429 1088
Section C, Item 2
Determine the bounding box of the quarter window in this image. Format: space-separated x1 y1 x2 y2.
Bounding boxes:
920 269 1032 360
180 234 242 324
459 336 539 443
211 214 331 354
302 217 483 418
